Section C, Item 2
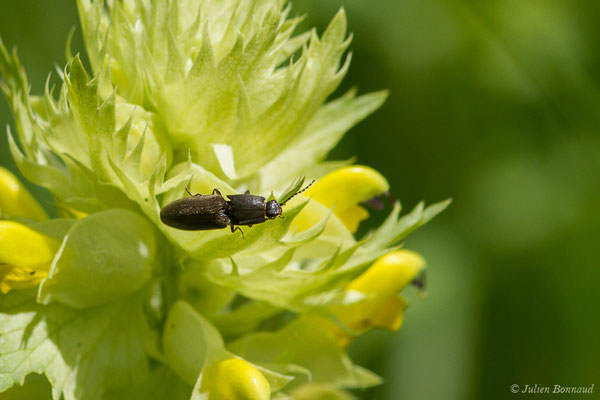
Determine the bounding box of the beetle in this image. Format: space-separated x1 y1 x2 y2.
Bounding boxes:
160 180 314 237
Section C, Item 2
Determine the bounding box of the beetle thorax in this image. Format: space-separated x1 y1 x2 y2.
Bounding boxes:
265 200 282 219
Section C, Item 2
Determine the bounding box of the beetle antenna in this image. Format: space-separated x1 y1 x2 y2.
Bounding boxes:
281 179 315 206
184 174 195 197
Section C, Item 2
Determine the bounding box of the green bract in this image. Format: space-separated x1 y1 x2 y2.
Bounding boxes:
38 209 156 308
0 1 449 399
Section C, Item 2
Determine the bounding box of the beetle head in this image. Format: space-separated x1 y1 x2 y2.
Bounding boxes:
265 200 282 219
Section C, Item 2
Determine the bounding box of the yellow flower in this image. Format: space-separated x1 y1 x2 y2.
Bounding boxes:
291 165 389 233
202 358 270 400
331 249 425 336
0 221 59 293
0 166 47 221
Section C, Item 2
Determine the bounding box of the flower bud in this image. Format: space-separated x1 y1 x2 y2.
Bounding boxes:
204 358 270 400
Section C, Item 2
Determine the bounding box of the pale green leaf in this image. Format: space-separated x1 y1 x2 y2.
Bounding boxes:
0 291 158 400
0 373 52 400
163 301 224 385
228 315 382 390
364 199 452 250
104 367 190 400
276 176 306 205
209 300 283 339
163 301 293 392
207 241 366 311
211 143 237 180
258 89 388 189
288 383 357 400
38 209 156 309
279 207 332 247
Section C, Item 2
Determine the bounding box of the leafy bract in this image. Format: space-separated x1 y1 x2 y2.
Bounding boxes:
209 300 283 339
1 44 174 223
38 209 156 309
163 301 225 384
364 199 452 250
207 242 370 311
277 177 307 205
27 219 76 242
163 301 293 393
0 291 158 400
206 199 450 312
259 89 388 189
75 0 370 184
0 374 53 400
228 314 382 391
104 367 190 400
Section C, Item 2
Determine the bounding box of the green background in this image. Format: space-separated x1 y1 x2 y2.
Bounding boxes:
1 0 599 399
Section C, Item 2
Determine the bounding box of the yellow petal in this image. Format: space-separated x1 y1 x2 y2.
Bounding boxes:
347 249 425 296
0 166 47 221
303 166 389 232
0 221 58 293
369 294 408 331
332 293 409 333
0 264 46 294
335 205 369 233
0 221 59 267
331 250 424 333
204 358 270 400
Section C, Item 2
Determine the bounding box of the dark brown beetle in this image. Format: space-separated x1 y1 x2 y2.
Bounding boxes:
160 181 313 237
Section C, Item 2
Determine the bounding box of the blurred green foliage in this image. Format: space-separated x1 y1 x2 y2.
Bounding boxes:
1 0 599 399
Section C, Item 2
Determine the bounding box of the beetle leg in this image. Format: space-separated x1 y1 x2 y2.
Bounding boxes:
185 185 201 197
212 188 224 198
230 225 245 239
